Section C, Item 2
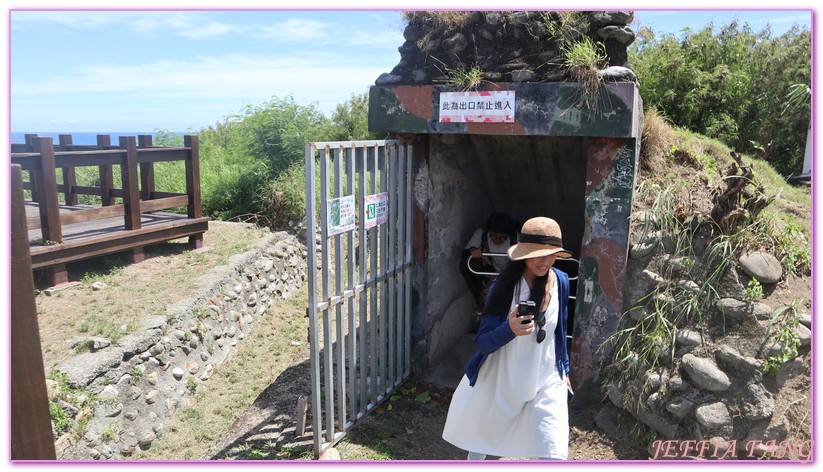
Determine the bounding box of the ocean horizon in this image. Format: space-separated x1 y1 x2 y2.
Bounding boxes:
10 131 185 145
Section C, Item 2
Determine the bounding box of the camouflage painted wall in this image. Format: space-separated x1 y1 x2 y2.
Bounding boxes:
369 81 643 405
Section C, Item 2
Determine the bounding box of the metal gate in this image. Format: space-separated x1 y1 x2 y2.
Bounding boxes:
304 140 413 457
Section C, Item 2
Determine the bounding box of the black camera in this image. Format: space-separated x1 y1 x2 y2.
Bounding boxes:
517 300 536 324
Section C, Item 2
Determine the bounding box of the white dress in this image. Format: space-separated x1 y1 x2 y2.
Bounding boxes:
441 278 569 459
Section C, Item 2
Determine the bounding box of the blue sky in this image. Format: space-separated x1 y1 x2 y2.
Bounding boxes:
4 5 816 136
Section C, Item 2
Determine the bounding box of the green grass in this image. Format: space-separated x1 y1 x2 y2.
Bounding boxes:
132 284 309 460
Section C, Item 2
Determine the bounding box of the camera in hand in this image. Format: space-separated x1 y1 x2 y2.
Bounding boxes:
517 300 536 324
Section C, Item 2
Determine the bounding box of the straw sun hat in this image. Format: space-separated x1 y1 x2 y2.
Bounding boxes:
507 217 573 261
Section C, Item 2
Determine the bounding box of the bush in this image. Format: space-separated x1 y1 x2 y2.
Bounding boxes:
631 21 810 176
262 164 307 227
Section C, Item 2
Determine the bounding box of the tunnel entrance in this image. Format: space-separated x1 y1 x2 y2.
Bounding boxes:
366 8 643 406
425 133 586 341
369 81 643 405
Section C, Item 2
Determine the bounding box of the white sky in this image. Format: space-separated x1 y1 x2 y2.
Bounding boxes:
1 0 820 469
4 4 815 134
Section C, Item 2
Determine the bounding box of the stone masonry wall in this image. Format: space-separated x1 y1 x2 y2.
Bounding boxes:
49 228 307 460
594 211 812 460
377 11 637 87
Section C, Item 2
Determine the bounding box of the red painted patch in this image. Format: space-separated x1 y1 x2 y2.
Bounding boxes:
465 121 525 135
581 237 626 308
394 86 435 120
585 138 623 195
569 335 592 390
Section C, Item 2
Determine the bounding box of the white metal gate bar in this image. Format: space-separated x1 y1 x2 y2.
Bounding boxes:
305 139 413 457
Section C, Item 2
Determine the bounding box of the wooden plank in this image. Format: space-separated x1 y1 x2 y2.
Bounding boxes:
30 216 210 255
58 205 128 226
136 148 190 163
27 198 187 230
138 135 155 201
184 135 202 218
30 219 209 269
33 137 62 244
296 395 309 437
99 166 115 206
150 191 186 199
119 136 141 230
58 134 77 205
97 134 112 147
10 164 57 460
10 155 42 170
54 151 127 168
72 185 104 197
62 166 79 205
96 135 115 207
24 133 38 150
140 195 189 212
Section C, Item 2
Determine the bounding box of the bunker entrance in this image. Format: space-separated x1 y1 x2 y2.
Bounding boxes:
369 81 643 406
367 10 643 405
426 133 587 341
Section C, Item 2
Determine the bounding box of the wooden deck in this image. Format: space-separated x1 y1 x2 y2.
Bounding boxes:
12 133 209 286
25 202 209 271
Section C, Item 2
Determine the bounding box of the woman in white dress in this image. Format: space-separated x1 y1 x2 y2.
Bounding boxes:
442 216 574 460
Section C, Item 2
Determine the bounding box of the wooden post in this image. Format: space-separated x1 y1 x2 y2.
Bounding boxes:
184 135 202 219
58 134 78 205
24 133 38 150
10 164 57 460
33 137 62 245
138 134 155 201
119 136 141 230
119 136 143 264
184 135 205 250
295 395 309 437
25 134 41 202
97 135 114 206
33 139 68 285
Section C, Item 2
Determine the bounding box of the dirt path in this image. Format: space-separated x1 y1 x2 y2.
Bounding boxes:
207 350 648 461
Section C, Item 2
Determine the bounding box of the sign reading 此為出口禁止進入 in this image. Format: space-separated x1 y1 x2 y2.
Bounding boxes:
439 90 515 123
364 192 388 229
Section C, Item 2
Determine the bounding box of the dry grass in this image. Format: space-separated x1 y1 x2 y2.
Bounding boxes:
402 11 472 30
639 107 677 174
34 221 268 371
133 284 310 460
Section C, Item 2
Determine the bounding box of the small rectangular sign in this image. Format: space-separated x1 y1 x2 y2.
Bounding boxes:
363 192 388 229
438 90 515 123
327 195 355 236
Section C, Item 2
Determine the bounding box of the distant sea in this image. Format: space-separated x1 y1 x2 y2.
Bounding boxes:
10 131 184 145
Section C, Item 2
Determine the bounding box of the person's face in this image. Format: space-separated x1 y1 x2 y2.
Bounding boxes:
489 231 508 244
524 254 557 278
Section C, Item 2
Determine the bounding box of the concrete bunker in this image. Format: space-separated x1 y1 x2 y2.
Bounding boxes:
368 11 643 404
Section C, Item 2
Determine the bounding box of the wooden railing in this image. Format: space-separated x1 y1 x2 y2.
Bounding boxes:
11 134 202 245
10 164 56 460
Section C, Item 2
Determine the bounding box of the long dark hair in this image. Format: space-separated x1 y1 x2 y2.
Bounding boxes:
483 259 549 317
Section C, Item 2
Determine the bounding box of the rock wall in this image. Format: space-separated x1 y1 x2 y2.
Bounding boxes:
49 229 307 460
377 11 636 87
596 211 812 460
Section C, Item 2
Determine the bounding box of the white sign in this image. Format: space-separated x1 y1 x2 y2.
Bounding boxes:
438 90 515 123
364 192 388 229
327 195 355 236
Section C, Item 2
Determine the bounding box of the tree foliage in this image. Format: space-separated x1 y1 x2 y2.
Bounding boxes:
193 93 380 226
329 92 386 141
631 20 811 176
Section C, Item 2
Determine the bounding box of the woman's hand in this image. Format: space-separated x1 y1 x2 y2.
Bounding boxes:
508 304 534 336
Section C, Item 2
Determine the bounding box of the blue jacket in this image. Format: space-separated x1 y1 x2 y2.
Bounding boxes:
464 267 571 386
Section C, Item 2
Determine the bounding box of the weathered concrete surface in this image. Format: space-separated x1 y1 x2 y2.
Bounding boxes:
369 82 641 138
422 133 588 366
